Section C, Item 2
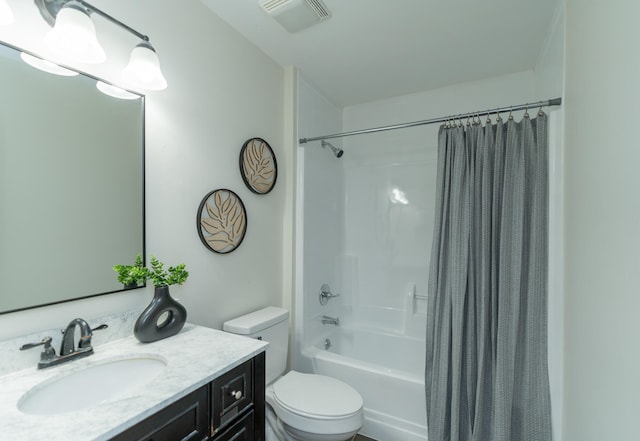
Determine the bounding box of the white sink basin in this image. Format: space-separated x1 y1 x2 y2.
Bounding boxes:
18 356 167 415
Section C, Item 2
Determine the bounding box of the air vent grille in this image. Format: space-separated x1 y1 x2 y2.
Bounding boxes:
306 0 330 19
261 0 289 13
260 0 331 20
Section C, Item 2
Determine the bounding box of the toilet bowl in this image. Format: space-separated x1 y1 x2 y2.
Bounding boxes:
223 307 364 441
268 371 363 441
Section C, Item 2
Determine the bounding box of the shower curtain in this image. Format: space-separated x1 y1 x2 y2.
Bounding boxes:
425 112 552 441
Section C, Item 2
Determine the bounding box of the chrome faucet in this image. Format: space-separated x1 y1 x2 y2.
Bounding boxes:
20 318 107 369
321 315 340 326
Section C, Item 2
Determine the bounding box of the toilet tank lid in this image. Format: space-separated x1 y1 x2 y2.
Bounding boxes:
223 306 289 335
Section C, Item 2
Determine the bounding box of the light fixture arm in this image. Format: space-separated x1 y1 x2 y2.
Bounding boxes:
75 0 149 41
35 0 150 42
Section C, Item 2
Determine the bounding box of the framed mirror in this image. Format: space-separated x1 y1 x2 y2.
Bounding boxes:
0 41 145 314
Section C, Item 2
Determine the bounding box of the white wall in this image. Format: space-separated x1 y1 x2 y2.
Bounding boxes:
534 3 565 440
563 1 640 440
535 1 565 101
0 0 285 340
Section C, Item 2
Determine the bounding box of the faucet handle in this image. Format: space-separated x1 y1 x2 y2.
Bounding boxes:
20 337 56 363
20 336 52 351
78 323 108 349
61 323 108 335
319 283 340 305
60 323 109 334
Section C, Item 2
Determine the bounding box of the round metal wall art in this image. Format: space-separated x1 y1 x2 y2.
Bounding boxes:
197 189 247 254
239 137 277 194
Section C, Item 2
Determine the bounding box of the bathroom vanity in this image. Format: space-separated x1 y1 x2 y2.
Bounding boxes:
0 325 267 441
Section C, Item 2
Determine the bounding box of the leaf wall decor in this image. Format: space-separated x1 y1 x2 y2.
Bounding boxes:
239 137 277 194
197 189 247 254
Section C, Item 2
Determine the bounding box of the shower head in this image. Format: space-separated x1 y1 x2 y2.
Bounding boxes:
321 140 344 158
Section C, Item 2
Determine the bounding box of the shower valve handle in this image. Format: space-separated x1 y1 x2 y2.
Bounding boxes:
319 284 340 305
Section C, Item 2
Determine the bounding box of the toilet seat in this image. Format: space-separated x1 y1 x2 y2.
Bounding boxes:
268 371 364 437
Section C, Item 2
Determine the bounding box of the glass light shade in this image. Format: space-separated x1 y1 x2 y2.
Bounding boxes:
44 2 106 64
122 42 167 91
20 52 79 77
96 81 140 100
0 0 14 26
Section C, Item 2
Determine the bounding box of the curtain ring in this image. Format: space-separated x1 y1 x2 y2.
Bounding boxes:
485 110 492 125
466 113 471 127
495 108 502 122
524 103 530 119
538 101 544 116
508 106 514 121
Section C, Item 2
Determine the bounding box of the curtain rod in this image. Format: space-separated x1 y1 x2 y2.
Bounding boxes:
299 97 562 144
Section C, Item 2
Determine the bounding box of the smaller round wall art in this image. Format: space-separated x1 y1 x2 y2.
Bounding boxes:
197 189 247 254
239 137 277 194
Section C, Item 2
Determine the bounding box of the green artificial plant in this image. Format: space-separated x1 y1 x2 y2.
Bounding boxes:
113 255 189 288
146 256 189 287
113 253 147 287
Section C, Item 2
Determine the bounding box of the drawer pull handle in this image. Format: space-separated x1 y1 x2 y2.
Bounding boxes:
230 390 243 400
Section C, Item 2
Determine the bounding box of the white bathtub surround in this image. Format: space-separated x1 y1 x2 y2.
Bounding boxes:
303 326 427 441
0 324 266 441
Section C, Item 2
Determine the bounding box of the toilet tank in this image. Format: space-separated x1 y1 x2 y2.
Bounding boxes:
222 307 289 384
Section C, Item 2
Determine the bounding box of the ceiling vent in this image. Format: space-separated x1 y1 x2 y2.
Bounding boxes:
260 0 331 33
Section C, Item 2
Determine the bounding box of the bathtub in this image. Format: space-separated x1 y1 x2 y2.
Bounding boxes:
301 326 428 441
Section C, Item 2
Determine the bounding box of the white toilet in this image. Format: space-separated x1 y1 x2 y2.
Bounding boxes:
223 307 364 441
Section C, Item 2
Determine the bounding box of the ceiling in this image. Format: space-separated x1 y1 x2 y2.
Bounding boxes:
201 0 560 107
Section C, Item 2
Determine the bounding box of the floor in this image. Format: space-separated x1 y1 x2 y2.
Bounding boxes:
354 435 376 441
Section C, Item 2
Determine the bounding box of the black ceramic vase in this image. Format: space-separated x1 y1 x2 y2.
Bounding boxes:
134 285 187 343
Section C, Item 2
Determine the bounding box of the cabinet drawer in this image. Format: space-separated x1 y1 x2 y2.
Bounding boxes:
213 410 254 441
110 385 209 441
212 360 253 433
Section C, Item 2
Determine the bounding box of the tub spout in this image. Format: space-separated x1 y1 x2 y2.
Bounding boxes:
321 315 339 326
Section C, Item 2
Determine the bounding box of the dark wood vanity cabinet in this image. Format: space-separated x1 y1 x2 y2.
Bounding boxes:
110 385 209 441
210 351 265 441
110 353 265 441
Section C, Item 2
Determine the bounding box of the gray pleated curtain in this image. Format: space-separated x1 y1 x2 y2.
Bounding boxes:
425 113 552 441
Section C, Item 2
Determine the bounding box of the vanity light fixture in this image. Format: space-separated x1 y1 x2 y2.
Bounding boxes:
44 0 105 64
20 52 79 76
121 41 167 91
35 0 167 90
0 0 14 26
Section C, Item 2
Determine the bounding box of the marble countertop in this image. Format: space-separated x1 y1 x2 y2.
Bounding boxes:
0 324 267 441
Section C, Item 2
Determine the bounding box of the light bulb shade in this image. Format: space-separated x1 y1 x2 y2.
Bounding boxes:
44 1 106 64
20 52 79 77
122 41 167 91
96 81 140 100
0 0 14 26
